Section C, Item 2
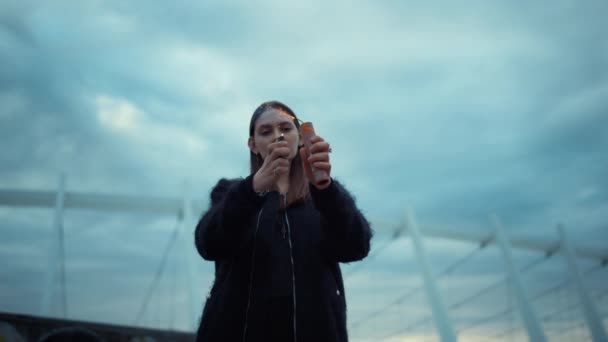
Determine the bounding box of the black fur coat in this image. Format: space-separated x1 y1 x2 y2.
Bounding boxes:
194 175 372 342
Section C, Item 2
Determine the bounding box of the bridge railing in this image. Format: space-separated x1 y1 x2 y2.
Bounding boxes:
1 174 607 341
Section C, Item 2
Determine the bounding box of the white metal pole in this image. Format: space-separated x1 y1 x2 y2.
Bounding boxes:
41 173 66 316
406 208 457 342
491 215 547 342
557 225 607 342
181 181 199 330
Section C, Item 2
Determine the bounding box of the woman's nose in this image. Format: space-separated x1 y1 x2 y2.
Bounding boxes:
272 130 282 142
273 131 285 142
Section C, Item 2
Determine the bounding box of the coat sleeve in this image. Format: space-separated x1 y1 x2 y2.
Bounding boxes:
309 179 373 263
194 175 263 261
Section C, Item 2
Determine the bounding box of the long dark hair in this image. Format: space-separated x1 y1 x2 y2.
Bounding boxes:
249 101 309 203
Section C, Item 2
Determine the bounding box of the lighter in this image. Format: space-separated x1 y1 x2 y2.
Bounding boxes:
300 122 330 187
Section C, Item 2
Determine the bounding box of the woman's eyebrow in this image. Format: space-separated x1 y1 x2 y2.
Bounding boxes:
257 121 294 129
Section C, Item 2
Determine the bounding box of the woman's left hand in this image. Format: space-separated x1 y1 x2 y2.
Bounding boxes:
300 135 332 190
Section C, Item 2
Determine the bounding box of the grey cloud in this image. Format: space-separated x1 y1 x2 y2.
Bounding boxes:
2 0 607 336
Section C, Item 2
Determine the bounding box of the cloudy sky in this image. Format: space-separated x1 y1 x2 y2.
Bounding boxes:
1 0 607 340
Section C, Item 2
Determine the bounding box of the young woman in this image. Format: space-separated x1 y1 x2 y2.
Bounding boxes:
195 101 372 342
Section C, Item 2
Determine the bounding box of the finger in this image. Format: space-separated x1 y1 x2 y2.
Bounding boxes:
270 146 290 160
278 166 290 174
272 166 290 177
309 141 330 154
310 135 324 144
272 158 290 169
267 141 289 155
312 161 331 171
269 141 289 149
307 152 329 163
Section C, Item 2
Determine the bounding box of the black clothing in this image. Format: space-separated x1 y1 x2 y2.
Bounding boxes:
194 175 372 342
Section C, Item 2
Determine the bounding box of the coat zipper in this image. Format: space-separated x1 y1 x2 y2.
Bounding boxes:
242 208 264 342
242 202 298 342
284 212 297 342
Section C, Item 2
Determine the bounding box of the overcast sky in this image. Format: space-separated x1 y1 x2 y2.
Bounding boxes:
1 0 607 340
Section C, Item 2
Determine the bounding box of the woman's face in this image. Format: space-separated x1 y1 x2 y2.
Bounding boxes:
249 108 300 160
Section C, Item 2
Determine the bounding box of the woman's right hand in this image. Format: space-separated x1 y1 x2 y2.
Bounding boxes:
252 140 291 192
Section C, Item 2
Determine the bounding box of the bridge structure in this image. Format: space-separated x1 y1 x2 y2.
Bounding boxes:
0 174 606 341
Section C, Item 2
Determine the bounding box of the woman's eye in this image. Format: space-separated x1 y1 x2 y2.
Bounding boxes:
259 130 270 136
281 126 292 132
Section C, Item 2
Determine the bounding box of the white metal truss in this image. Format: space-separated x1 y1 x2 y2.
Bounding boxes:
1 176 607 340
